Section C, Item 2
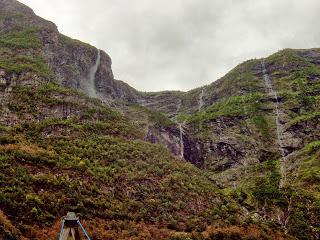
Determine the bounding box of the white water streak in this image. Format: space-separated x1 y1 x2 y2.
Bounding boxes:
179 123 185 158
176 99 182 114
87 49 101 97
261 59 287 188
198 89 204 111
176 99 185 159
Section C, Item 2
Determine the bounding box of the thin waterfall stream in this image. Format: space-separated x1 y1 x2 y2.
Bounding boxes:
87 49 101 97
198 89 204 111
179 123 185 158
261 59 287 188
176 99 185 159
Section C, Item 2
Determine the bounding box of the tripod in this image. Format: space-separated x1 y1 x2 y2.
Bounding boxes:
58 212 91 240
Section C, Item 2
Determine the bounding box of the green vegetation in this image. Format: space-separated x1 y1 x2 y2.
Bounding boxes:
190 93 265 123
1 11 320 239
268 49 310 68
129 104 175 128
219 159 286 206
293 63 320 81
0 27 54 78
0 128 234 239
286 196 320 240
205 59 263 99
288 111 320 127
59 34 93 49
176 113 191 123
0 54 52 77
304 141 320 153
0 27 41 49
297 141 320 185
7 83 141 139
268 49 320 96
0 81 242 240
250 115 272 142
188 92 274 142
251 160 285 205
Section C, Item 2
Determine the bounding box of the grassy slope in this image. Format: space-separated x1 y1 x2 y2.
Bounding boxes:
0 7 319 239
187 49 320 239
0 81 242 239
0 16 287 240
1 83 292 240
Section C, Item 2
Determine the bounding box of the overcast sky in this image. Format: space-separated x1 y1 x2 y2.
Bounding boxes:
19 0 320 91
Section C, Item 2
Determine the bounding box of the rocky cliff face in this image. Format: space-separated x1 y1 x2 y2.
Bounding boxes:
0 1 320 239
0 0 141 105
119 49 320 239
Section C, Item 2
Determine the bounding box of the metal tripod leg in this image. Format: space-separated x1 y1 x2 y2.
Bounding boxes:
58 212 90 240
60 227 81 240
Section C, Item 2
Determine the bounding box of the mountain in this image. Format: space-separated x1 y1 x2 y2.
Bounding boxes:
0 0 319 239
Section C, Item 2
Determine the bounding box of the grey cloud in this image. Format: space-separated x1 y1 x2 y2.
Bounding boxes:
20 0 320 91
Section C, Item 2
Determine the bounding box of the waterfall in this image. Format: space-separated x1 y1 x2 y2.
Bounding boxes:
261 59 287 188
175 99 185 159
198 89 204 111
87 49 101 97
176 99 182 114
179 123 185 158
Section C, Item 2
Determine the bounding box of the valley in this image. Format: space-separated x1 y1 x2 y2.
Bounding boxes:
0 0 319 239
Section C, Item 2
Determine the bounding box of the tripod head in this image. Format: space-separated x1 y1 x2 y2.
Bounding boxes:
58 212 91 240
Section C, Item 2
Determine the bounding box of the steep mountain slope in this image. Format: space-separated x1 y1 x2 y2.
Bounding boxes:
0 0 319 239
182 49 320 239
0 9 249 238
0 1 288 239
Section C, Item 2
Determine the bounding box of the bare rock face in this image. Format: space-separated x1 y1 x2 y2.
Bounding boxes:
43 32 141 104
0 0 57 33
146 125 181 156
0 0 34 15
95 52 141 103
286 118 320 148
44 34 99 90
0 0 140 105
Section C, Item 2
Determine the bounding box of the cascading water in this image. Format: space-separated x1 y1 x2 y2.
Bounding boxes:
176 99 185 159
87 49 101 97
176 99 182 114
198 89 204 111
179 123 185 158
261 59 287 188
